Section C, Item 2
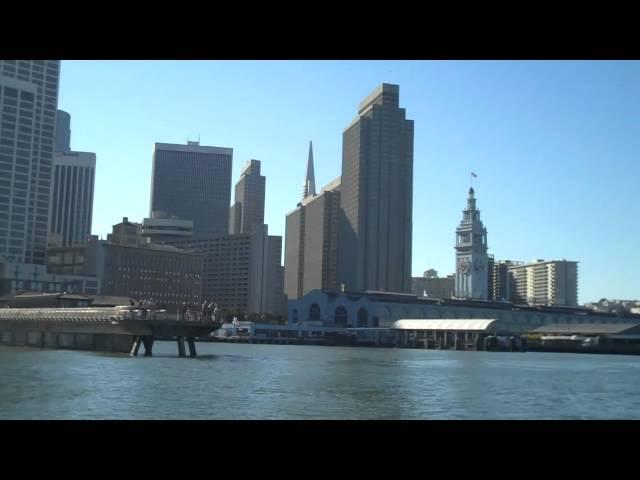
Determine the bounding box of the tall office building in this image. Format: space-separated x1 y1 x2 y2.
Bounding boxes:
229 159 265 235
48 111 96 247
508 259 579 306
49 151 96 247
285 176 341 300
454 187 489 300
337 83 414 293
54 109 70 153
0 60 61 265
150 141 232 237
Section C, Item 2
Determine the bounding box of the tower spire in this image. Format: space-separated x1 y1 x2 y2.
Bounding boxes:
302 140 316 199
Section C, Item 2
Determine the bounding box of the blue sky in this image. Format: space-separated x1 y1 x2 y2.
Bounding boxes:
57 60 640 303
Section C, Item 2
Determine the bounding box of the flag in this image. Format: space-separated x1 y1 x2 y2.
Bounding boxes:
471 172 478 178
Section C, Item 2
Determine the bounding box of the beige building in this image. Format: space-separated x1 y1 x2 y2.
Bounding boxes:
284 174 341 300
411 270 454 299
508 259 578 306
169 224 285 316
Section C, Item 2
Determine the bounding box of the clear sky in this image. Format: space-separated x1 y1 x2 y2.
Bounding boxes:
57 60 640 304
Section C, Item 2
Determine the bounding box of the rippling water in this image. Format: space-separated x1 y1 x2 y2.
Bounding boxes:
1 342 639 419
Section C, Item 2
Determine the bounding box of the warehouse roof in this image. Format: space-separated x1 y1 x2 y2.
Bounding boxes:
391 319 497 331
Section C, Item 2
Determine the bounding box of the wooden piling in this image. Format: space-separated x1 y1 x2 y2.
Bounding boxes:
142 336 154 357
177 336 186 357
187 338 197 357
130 336 142 357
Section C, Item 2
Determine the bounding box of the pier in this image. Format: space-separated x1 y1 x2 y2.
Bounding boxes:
0 307 219 357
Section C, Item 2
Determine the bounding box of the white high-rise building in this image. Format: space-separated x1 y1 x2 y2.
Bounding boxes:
508 259 578 306
454 187 488 299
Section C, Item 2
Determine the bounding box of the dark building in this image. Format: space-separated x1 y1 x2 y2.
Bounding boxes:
150 141 232 237
337 83 414 293
54 109 70 153
49 151 96 247
49 111 96 248
86 220 203 310
229 159 265 235
487 255 495 300
0 60 61 265
489 259 521 301
285 176 341 300
47 244 86 275
47 221 204 310
86 241 203 310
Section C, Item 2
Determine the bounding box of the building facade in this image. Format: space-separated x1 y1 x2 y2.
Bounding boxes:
107 217 143 247
411 271 455 299
229 159 265 235
337 83 414 294
47 244 86 275
141 211 193 243
84 240 203 309
150 141 232 237
48 150 96 247
284 177 341 300
488 259 522 301
0 60 60 265
0 260 98 296
54 109 70 153
454 187 489 300
168 224 285 316
288 290 635 334
508 259 579 306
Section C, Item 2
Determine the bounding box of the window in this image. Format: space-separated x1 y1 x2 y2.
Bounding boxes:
303 303 320 322
335 306 348 326
357 307 369 327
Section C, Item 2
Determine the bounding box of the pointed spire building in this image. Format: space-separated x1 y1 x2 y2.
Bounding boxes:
302 141 316 200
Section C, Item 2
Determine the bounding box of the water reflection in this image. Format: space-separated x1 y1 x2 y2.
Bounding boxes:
1 344 639 419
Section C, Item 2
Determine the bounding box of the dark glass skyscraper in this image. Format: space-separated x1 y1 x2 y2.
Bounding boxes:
49 110 96 247
49 151 96 247
337 83 414 293
0 60 60 265
150 141 233 237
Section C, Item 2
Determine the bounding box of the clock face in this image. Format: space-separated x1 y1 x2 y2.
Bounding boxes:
457 258 471 274
474 260 485 272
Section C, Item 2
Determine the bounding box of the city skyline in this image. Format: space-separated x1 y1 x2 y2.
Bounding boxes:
56 60 640 302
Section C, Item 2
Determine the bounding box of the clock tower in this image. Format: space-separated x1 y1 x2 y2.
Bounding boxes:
455 187 488 299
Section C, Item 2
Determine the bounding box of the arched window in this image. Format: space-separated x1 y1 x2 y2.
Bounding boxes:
372 316 380 327
292 309 299 323
309 304 321 322
357 308 368 327
335 306 348 326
